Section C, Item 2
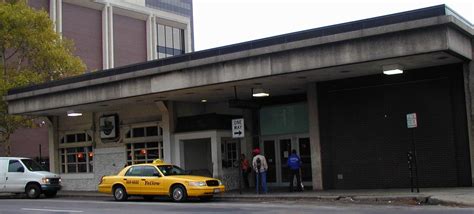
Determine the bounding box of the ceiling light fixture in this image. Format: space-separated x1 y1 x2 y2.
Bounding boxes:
201 99 207 103
67 110 82 117
382 64 404 75
252 88 270 97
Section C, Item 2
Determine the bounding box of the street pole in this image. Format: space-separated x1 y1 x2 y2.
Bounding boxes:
239 138 242 195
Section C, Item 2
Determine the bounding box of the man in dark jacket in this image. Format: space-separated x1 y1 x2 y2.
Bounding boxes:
287 149 302 192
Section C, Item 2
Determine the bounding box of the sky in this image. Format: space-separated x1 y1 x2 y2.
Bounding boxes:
192 0 473 51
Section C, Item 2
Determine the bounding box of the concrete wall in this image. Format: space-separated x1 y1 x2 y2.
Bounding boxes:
9 20 474 114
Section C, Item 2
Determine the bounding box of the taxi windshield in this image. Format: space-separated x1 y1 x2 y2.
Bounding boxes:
157 165 186 176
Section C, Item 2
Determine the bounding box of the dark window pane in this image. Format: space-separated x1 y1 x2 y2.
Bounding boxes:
67 164 77 173
66 134 76 143
78 164 87 172
87 134 92 141
60 138 64 144
142 166 158 176
77 133 86 142
135 143 145 149
61 165 65 173
148 149 159 159
67 154 76 163
89 164 93 172
77 147 85 152
133 128 145 138
66 148 76 153
147 142 158 148
146 126 158 136
8 160 23 172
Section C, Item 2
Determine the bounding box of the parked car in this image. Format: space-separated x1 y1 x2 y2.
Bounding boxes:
0 157 61 198
98 159 225 202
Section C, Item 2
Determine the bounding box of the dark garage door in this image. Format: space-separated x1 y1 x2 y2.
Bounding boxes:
319 64 471 189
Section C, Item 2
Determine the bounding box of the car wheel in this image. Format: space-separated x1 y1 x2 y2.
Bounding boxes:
199 196 213 201
44 191 57 198
113 185 128 201
25 184 41 199
170 185 187 202
143 195 154 201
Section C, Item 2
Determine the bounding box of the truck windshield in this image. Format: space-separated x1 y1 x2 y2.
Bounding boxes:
157 165 186 176
21 159 46 172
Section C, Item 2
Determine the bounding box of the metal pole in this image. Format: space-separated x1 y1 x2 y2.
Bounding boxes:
39 144 42 162
239 138 243 194
411 129 420 193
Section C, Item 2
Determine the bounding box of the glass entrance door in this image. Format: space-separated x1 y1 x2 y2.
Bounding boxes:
279 139 292 183
263 140 276 183
261 135 310 186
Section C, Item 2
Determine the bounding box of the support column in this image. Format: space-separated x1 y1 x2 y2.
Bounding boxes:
146 15 158 61
102 3 114 69
45 116 60 173
464 61 474 185
49 0 61 34
307 83 324 190
155 101 175 163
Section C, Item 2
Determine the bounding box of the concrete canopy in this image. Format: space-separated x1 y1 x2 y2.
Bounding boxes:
6 5 473 116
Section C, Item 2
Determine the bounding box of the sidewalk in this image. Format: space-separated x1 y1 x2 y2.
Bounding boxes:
3 187 472 207
52 187 474 207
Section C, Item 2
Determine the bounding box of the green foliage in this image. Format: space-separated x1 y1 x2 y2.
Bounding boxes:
0 1 86 154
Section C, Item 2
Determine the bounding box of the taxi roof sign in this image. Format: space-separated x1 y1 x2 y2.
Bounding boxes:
152 159 165 164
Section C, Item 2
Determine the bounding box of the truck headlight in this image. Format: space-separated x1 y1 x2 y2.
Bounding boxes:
42 178 50 184
188 181 206 187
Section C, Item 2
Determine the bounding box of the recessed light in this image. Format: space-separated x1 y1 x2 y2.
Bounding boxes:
382 64 404 75
67 110 82 117
252 88 270 97
201 99 207 103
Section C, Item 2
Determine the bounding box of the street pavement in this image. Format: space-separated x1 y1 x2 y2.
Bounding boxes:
52 187 474 207
0 197 474 214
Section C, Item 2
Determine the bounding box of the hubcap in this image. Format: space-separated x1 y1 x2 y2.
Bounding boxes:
173 188 183 200
115 188 123 200
28 188 36 197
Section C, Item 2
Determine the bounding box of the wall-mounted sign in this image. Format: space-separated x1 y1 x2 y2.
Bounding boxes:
406 113 418 129
100 114 119 140
232 118 244 138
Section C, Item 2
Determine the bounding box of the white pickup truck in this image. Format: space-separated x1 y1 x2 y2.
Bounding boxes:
0 157 61 198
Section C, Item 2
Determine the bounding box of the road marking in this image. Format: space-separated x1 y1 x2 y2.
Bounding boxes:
21 208 83 213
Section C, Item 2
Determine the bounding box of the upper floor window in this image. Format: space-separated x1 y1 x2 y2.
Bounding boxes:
61 133 92 144
157 24 184 59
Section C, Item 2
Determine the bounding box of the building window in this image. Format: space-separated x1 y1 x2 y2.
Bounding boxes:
126 142 163 165
125 125 163 165
60 146 94 173
157 23 184 59
59 132 93 173
221 139 239 168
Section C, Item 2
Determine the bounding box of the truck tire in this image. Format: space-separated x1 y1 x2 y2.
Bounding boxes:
25 184 41 199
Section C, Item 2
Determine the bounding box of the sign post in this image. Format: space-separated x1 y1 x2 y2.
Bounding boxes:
232 118 244 194
406 113 420 193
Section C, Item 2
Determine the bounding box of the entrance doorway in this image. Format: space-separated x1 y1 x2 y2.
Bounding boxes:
183 139 212 177
260 135 312 186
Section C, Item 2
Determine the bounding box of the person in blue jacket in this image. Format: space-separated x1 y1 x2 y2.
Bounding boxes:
287 149 303 192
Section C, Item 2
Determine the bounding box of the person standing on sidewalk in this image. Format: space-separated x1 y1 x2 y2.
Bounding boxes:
252 148 268 194
287 149 303 192
240 154 250 189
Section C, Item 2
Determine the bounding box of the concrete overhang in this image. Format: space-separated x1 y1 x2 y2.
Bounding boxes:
5 5 474 116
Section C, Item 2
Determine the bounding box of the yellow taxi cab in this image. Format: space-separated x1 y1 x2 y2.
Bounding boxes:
98 159 225 202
